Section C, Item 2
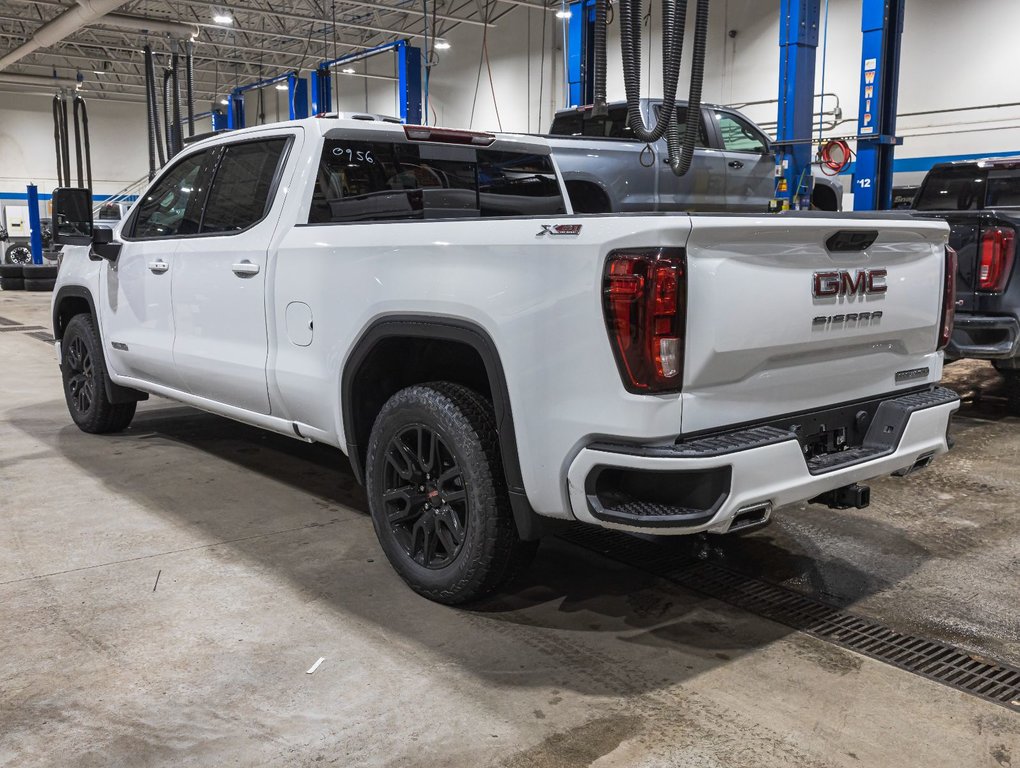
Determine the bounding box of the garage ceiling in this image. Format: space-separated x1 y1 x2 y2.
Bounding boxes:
0 0 541 104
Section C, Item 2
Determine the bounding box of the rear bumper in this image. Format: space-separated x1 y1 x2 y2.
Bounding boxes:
566 387 960 535
947 314 1020 360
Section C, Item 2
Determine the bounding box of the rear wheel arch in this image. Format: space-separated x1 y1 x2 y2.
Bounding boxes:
812 182 840 212
564 179 612 213
341 316 543 539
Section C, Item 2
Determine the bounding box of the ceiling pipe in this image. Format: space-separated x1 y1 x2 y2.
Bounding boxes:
0 71 79 88
0 0 131 71
98 13 199 39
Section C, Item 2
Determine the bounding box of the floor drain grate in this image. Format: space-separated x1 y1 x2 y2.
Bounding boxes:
559 526 1020 711
0 325 43 332
25 331 54 343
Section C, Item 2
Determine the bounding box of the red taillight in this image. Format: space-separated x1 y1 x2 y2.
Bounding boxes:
978 227 1016 291
939 245 957 351
402 125 496 146
603 249 686 392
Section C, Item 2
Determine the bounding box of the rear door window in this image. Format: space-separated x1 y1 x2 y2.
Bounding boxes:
309 138 565 222
914 167 986 211
651 105 710 147
200 138 289 233
713 111 769 153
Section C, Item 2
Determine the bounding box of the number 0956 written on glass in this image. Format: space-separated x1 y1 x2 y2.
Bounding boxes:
332 146 375 164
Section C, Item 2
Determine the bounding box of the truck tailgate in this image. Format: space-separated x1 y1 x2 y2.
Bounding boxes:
681 215 950 434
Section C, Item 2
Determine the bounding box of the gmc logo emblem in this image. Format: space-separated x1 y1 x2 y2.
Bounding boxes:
812 269 888 298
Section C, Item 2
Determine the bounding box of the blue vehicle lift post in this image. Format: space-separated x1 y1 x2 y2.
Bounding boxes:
564 0 596 107
227 71 309 129
26 184 43 265
773 0 820 211
853 0 905 210
315 40 422 124
311 66 332 116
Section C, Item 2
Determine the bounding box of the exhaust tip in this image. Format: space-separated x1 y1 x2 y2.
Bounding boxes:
892 452 936 478
727 501 773 533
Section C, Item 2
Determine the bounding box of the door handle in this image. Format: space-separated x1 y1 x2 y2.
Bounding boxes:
728 160 745 169
231 260 261 277
147 260 169 274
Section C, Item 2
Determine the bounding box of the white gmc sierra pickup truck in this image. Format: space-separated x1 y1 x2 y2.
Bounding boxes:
50 115 960 604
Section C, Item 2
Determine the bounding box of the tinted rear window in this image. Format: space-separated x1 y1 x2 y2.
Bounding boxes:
914 167 985 211
550 107 635 138
309 139 565 223
551 106 707 146
986 168 1020 208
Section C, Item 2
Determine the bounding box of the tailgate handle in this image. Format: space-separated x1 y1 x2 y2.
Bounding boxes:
826 230 879 253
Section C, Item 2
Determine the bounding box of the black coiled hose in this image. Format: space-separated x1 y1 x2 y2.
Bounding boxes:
170 48 182 156
143 45 156 179
72 95 84 187
162 68 173 160
59 95 71 185
592 0 608 117
52 94 64 187
78 96 92 190
619 0 686 143
144 45 165 174
185 39 195 138
665 0 710 176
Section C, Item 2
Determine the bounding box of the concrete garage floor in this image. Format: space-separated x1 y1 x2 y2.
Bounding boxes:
2 291 1019 768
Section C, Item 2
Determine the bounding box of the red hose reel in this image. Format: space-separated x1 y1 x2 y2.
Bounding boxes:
818 139 853 175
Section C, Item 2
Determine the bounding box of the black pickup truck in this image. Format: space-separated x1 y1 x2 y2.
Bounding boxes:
913 157 1020 412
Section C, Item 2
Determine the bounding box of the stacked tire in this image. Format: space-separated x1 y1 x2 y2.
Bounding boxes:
0 264 59 292
0 264 24 291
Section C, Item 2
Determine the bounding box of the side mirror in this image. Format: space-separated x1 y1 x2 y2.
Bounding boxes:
51 187 94 246
91 226 121 262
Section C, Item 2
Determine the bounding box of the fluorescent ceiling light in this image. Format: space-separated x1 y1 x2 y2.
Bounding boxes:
219 97 228 105
275 83 288 90
341 67 355 74
213 13 233 24
555 9 571 19
434 38 451 50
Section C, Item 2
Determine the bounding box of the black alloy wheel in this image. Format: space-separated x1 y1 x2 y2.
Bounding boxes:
381 425 468 569
65 334 96 416
365 382 539 604
60 313 136 433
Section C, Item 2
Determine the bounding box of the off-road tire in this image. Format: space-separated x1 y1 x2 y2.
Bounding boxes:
61 313 136 434
365 382 538 604
0 277 24 291
0 264 22 279
24 278 56 292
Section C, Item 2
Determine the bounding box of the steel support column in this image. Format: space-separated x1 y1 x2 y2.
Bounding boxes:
853 0 905 211
773 0 819 211
26 184 43 265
